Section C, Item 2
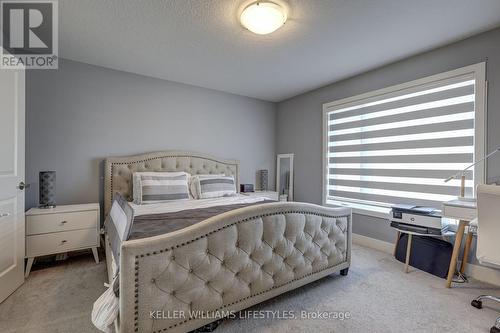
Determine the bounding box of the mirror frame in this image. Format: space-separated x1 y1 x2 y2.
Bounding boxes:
276 153 294 201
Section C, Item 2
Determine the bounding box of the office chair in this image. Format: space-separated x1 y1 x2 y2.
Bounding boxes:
470 184 500 333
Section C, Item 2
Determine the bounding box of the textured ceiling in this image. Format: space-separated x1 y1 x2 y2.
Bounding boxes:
59 0 500 102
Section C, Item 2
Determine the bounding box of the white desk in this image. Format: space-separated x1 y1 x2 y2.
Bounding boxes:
441 199 477 288
442 199 477 221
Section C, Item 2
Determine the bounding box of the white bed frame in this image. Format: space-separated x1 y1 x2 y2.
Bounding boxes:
103 150 351 333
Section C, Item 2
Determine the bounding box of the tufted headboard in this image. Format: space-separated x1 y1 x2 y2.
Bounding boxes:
104 151 240 215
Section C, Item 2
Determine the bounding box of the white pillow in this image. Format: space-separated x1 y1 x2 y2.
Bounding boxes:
189 174 222 198
132 172 190 204
190 174 236 199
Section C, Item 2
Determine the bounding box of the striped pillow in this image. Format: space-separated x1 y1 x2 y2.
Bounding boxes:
191 175 236 199
132 172 190 204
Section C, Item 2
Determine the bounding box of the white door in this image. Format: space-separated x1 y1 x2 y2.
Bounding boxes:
0 67 25 303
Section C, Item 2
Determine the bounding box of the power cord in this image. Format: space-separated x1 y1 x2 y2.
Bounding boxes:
452 271 469 284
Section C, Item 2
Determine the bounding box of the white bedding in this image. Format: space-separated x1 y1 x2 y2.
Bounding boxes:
129 194 268 216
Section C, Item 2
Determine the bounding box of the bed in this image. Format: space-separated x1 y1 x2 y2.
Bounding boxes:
102 150 352 333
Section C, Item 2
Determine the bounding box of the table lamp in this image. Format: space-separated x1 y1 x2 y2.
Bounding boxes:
444 147 500 201
39 171 56 208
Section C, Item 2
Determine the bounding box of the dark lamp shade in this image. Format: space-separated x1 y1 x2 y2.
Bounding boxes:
258 169 269 191
39 171 56 207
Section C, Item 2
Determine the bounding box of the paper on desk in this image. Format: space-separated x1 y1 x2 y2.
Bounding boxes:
443 198 477 208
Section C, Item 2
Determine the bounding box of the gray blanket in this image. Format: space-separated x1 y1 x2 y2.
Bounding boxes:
129 200 273 240
105 194 273 263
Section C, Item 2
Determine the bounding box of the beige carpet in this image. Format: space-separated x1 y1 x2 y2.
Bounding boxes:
1 245 499 333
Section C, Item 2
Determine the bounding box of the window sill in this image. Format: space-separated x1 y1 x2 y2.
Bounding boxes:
325 200 390 219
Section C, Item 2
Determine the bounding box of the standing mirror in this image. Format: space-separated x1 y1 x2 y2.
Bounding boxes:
276 153 294 201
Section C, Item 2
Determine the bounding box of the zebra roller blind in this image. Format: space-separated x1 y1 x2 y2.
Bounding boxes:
324 66 485 210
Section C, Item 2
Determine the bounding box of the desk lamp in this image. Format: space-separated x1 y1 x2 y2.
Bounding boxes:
444 147 500 201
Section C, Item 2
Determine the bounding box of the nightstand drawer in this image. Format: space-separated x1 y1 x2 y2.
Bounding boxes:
26 210 97 235
26 228 98 257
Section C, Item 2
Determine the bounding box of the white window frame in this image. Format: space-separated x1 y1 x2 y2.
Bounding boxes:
322 63 486 218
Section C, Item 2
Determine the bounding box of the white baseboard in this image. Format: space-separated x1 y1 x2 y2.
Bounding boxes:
352 233 394 254
352 233 500 286
464 262 500 287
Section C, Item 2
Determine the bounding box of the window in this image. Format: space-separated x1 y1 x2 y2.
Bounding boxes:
323 63 486 217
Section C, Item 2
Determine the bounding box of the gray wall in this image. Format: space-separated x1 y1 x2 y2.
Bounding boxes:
26 59 277 213
276 27 500 246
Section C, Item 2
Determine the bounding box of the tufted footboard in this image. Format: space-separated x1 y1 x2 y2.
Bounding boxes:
118 202 351 333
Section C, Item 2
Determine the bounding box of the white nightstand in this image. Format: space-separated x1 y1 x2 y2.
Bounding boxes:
241 191 279 201
25 203 100 277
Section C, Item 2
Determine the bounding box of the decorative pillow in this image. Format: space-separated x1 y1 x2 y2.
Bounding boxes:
189 174 223 199
132 172 190 204
191 175 236 199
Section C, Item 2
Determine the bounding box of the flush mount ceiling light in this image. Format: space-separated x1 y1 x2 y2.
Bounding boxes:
240 1 287 35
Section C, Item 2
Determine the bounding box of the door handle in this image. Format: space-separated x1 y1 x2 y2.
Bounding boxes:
0 213 10 218
17 181 30 190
